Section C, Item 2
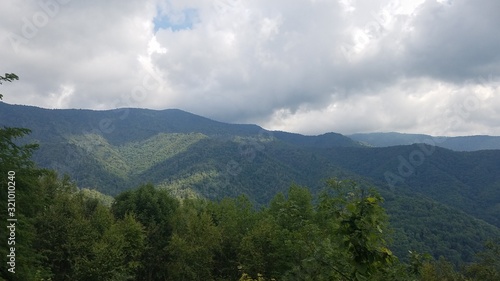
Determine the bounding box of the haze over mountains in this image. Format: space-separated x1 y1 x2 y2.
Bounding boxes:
349 132 500 151
1 101 500 265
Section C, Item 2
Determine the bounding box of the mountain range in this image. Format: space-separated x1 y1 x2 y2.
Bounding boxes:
349 132 500 151
1 101 499 265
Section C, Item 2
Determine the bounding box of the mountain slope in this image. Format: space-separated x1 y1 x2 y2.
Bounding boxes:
2 102 498 226
320 145 500 227
0 102 360 147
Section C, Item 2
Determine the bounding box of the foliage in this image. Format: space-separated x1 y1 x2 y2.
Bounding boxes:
0 73 48 280
25 172 145 281
464 239 500 281
0 73 19 100
420 257 468 281
111 183 179 281
167 199 222 280
318 180 395 280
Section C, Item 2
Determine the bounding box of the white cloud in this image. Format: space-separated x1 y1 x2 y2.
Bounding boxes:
263 77 500 136
1 0 499 136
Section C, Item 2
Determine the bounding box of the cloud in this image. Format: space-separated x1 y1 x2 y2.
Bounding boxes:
401 0 500 81
1 0 156 108
1 0 499 136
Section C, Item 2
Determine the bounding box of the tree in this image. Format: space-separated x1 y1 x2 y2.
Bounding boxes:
407 250 432 277
269 184 314 231
0 73 48 280
167 199 222 280
0 73 19 99
112 184 179 281
316 179 395 280
266 185 318 276
81 213 145 281
31 172 147 281
208 195 258 280
239 215 281 279
464 239 500 281
420 256 467 281
0 73 38 173
0 73 38 175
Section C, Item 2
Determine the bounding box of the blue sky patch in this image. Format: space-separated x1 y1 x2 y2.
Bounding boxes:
153 8 198 33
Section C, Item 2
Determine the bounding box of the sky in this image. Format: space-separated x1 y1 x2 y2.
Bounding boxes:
1 0 499 136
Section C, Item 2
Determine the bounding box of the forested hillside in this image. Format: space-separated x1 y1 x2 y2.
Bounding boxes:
1 101 500 273
1 102 499 280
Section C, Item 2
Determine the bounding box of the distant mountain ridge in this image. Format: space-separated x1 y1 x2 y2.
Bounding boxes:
3 102 498 151
349 132 500 151
0 102 360 148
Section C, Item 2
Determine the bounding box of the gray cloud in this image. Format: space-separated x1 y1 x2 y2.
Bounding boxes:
401 0 500 81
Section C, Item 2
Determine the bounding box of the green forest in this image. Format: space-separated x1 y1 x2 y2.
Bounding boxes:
1 74 500 280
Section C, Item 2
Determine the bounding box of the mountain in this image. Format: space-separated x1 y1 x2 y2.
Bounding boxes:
1 102 499 264
349 132 500 151
0 102 360 146
0 102 360 196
